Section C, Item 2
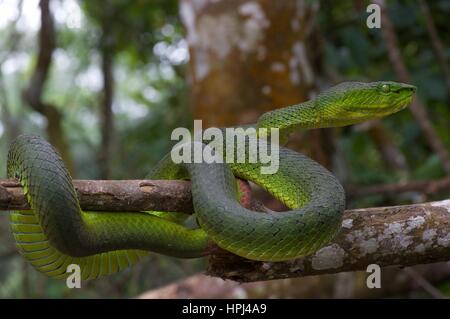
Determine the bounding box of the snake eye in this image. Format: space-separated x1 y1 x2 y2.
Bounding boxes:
381 84 390 93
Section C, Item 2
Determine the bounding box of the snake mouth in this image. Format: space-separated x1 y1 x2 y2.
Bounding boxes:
390 94 415 112
343 93 414 114
393 84 416 93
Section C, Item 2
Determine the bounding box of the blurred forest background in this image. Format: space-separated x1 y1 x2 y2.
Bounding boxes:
0 0 449 298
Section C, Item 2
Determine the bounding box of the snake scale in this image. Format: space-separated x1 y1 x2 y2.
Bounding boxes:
7 81 415 280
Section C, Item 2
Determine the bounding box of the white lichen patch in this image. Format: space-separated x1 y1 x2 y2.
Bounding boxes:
289 42 313 85
358 238 378 256
311 244 345 270
342 219 353 229
420 228 437 249
374 218 423 252
194 51 210 80
399 235 413 249
180 1 270 81
378 221 402 241
238 1 270 52
437 233 450 247
431 199 450 213
405 216 425 232
422 229 437 241
346 229 363 242
363 226 376 237
386 222 403 235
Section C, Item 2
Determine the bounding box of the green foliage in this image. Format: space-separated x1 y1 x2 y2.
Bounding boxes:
319 0 450 207
0 0 196 298
81 0 179 62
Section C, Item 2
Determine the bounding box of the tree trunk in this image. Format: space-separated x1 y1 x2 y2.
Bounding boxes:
22 0 75 175
180 0 318 128
97 18 115 179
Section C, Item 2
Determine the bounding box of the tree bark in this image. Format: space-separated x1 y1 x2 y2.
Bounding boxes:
207 199 450 282
2 175 448 212
180 0 318 128
1 179 449 283
180 0 338 169
0 179 193 213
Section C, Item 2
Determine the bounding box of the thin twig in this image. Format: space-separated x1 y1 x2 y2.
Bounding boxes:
418 0 450 92
373 0 450 173
403 267 447 299
347 175 450 198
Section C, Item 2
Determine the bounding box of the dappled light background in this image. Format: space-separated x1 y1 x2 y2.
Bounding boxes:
0 0 449 298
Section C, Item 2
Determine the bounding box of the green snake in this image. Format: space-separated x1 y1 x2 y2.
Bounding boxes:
7 81 415 280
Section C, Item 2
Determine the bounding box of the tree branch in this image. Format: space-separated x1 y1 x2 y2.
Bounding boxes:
366 121 408 172
347 175 450 198
403 267 447 299
418 0 450 93
138 262 450 298
1 179 449 283
0 179 193 213
2 178 448 211
207 199 450 282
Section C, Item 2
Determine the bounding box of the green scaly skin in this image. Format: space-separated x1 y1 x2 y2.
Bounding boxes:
7 81 416 279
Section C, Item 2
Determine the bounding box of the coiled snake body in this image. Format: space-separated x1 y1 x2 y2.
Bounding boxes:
7 82 415 279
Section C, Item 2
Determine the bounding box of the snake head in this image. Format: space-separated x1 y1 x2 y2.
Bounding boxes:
317 81 416 126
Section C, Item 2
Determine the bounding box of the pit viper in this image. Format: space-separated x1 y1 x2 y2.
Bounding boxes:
7 81 416 280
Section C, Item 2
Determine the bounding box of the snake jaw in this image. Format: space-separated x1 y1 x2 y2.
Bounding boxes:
315 81 416 127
